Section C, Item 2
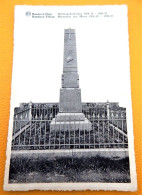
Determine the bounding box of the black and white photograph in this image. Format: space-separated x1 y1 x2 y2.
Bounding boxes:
4 5 137 191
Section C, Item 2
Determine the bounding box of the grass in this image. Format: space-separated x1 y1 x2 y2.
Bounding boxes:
9 155 131 183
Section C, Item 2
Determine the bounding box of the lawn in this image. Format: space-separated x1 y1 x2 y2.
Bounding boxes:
9 155 130 183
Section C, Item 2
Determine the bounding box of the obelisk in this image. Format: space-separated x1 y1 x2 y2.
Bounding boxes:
50 28 91 131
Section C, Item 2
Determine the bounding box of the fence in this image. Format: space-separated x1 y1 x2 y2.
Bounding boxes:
11 102 128 150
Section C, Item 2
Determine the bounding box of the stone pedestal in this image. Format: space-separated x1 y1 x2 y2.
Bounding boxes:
59 88 82 113
50 113 92 131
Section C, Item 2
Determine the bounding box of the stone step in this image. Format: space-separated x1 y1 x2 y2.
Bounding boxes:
55 113 85 122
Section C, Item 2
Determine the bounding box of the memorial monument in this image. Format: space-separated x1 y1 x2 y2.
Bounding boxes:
50 28 91 131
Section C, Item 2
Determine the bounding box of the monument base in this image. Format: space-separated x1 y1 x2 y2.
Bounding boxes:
50 113 92 131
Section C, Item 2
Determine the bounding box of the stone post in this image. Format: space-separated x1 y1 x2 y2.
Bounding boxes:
107 100 110 120
28 101 32 121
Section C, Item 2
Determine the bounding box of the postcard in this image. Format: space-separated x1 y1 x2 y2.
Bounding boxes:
4 5 137 191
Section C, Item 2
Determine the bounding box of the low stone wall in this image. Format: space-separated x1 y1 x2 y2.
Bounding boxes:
11 148 128 160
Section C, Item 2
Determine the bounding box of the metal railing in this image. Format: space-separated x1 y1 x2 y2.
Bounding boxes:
11 102 128 150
